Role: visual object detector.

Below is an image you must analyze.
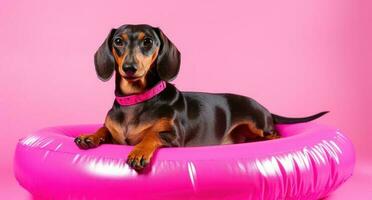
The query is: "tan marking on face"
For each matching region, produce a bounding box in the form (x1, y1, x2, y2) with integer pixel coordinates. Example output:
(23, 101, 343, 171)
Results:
(112, 48, 127, 76)
(112, 48, 143, 94)
(137, 32, 145, 40)
(118, 47, 159, 94)
(121, 33, 129, 41)
(134, 47, 159, 77)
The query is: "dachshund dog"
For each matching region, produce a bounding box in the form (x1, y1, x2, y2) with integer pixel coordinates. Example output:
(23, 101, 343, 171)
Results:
(74, 24, 328, 171)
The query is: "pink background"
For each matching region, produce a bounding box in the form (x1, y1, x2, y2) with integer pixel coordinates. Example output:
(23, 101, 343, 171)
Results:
(1, 0, 371, 199)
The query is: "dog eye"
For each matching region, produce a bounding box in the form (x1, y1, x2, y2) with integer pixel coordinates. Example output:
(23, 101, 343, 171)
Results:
(114, 38, 124, 46)
(143, 38, 153, 47)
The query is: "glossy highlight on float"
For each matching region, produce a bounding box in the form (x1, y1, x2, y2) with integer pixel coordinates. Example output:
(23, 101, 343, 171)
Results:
(14, 123, 355, 199)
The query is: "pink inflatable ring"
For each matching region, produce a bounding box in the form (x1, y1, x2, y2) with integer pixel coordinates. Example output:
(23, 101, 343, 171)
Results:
(14, 123, 355, 199)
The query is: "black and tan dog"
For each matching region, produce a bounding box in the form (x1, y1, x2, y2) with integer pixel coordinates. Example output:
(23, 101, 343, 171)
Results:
(74, 24, 328, 171)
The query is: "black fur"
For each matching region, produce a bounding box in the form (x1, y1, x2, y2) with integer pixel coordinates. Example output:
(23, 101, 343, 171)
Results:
(96, 24, 328, 147)
(75, 24, 329, 171)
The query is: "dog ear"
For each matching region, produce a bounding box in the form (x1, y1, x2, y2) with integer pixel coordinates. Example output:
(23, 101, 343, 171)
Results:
(154, 28, 181, 81)
(94, 29, 117, 81)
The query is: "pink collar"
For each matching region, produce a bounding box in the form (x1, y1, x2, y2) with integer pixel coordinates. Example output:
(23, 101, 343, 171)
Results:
(115, 81, 167, 106)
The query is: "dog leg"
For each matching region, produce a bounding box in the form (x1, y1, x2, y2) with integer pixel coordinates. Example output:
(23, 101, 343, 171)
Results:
(222, 120, 272, 144)
(126, 132, 163, 171)
(126, 118, 174, 171)
(263, 130, 281, 140)
(74, 126, 112, 149)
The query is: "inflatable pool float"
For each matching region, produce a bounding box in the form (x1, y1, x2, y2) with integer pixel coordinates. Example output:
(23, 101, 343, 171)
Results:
(14, 122, 355, 199)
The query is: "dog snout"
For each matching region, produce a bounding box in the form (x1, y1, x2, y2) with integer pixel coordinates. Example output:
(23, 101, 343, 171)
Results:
(123, 64, 137, 76)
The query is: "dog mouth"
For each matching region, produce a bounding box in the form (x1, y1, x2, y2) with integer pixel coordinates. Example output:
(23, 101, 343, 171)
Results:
(122, 75, 143, 81)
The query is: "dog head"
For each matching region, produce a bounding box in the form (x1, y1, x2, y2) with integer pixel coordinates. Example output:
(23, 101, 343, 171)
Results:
(94, 24, 181, 86)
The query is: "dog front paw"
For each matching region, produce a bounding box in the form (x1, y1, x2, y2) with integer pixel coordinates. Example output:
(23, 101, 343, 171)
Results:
(126, 147, 153, 171)
(74, 135, 103, 149)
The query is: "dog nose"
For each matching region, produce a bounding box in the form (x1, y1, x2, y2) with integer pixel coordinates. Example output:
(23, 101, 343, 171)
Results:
(123, 65, 137, 76)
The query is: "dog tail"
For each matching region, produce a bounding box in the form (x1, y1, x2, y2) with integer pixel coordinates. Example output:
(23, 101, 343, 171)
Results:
(272, 111, 329, 124)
